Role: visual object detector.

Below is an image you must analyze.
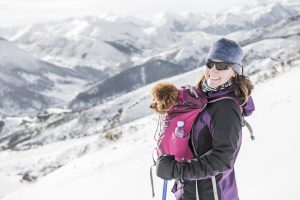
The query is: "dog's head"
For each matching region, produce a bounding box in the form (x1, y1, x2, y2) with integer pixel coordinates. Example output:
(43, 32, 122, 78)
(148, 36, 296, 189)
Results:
(150, 82, 179, 114)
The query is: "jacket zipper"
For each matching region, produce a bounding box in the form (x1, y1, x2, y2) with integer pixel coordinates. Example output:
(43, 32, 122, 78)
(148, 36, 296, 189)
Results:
(190, 103, 219, 200)
(190, 104, 207, 157)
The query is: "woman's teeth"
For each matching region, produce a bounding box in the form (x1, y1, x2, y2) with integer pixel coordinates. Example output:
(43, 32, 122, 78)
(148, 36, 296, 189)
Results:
(210, 76, 220, 80)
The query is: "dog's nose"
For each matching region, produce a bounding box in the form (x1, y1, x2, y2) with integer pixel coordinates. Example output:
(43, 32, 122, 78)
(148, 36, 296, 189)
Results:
(150, 105, 153, 108)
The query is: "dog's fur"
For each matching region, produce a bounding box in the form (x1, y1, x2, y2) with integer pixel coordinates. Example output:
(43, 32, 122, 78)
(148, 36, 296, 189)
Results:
(150, 82, 179, 114)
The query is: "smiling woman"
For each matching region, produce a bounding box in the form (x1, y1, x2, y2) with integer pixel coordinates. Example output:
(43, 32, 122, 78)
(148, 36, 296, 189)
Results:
(156, 38, 255, 200)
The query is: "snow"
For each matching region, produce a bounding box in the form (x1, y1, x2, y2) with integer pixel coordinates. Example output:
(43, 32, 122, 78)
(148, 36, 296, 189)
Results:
(1, 0, 297, 73)
(40, 72, 87, 102)
(45, 108, 72, 114)
(0, 1, 300, 199)
(172, 32, 215, 62)
(236, 67, 300, 200)
(242, 36, 300, 83)
(2, 16, 148, 70)
(0, 38, 92, 116)
(0, 116, 35, 136)
(0, 173, 23, 199)
(213, 2, 298, 27)
(1, 65, 300, 199)
(0, 39, 42, 72)
(150, 11, 186, 30)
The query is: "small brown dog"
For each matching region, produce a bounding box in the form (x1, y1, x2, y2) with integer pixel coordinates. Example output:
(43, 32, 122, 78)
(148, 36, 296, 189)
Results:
(150, 82, 179, 114)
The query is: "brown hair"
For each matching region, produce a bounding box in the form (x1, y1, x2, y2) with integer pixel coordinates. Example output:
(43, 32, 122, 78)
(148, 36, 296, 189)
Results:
(196, 73, 254, 105)
(232, 75, 254, 104)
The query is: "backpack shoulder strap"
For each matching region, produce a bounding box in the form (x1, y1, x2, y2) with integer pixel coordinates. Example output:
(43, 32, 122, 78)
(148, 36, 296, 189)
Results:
(177, 85, 207, 107)
(208, 96, 255, 141)
(208, 96, 243, 113)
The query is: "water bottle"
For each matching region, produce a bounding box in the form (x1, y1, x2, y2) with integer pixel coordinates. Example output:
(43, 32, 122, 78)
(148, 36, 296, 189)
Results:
(174, 121, 185, 138)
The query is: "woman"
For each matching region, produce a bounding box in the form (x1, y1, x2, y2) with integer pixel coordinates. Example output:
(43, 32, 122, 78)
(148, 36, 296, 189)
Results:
(156, 38, 255, 200)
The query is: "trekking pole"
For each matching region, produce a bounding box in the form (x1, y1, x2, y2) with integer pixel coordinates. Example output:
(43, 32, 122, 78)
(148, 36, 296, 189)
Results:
(150, 165, 155, 197)
(162, 180, 168, 200)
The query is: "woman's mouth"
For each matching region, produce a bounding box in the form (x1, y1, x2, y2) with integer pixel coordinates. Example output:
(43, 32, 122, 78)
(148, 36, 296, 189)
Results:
(209, 76, 221, 80)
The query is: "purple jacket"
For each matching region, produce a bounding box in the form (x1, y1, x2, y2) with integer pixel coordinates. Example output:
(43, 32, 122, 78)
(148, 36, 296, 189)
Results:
(172, 87, 255, 200)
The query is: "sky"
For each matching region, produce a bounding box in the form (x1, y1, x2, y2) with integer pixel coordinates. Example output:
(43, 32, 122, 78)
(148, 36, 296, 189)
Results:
(0, 0, 278, 27)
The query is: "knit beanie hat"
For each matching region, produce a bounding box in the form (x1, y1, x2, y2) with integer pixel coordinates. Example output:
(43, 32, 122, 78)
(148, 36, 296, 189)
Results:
(206, 38, 244, 74)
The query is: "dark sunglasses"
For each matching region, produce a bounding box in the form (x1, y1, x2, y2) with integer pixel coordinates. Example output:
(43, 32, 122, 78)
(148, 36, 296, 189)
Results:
(205, 60, 232, 70)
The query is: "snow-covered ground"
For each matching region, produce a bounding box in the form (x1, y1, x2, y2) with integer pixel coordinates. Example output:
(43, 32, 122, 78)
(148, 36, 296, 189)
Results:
(0, 66, 300, 199)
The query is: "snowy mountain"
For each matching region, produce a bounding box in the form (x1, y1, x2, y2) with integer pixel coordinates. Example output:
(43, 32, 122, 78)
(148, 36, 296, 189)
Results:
(0, 1, 300, 199)
(69, 59, 195, 110)
(1, 2, 298, 71)
(0, 0, 299, 136)
(227, 14, 300, 80)
(0, 41, 298, 157)
(0, 21, 299, 157)
(70, 12, 300, 110)
(0, 38, 93, 116)
(149, 2, 299, 34)
(1, 62, 300, 200)
(0, 1, 299, 114)
(202, 2, 299, 34)
(1, 15, 152, 72)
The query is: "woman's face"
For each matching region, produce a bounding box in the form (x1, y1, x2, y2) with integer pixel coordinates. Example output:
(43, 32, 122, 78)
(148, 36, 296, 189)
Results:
(204, 59, 236, 88)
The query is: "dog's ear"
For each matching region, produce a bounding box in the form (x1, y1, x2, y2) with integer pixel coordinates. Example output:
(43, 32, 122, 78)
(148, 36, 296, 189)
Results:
(166, 97, 177, 109)
(157, 102, 167, 113)
(160, 97, 176, 112)
(162, 85, 179, 105)
(154, 89, 165, 101)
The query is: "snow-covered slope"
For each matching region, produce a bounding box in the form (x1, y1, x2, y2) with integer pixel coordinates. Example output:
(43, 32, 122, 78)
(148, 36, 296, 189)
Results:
(0, 64, 202, 151)
(68, 59, 195, 110)
(0, 38, 89, 116)
(0, 63, 300, 200)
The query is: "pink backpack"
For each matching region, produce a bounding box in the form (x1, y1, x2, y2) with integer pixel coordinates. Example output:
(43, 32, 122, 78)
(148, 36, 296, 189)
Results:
(155, 85, 248, 161)
(150, 85, 254, 197)
(156, 85, 207, 161)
